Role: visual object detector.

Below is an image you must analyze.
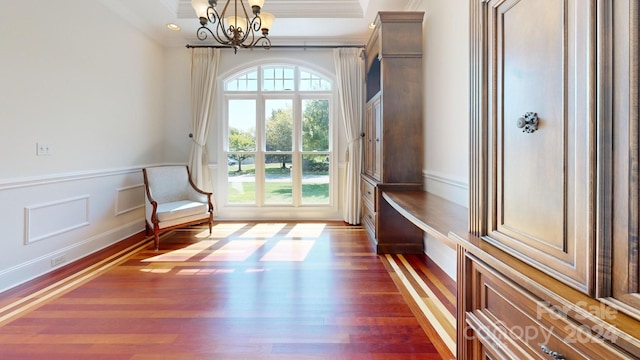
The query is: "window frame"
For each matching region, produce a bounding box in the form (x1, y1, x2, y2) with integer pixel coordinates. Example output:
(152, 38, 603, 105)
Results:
(219, 63, 337, 216)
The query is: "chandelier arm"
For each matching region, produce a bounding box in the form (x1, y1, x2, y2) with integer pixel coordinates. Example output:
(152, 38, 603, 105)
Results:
(239, 35, 271, 50)
(205, 6, 219, 26)
(197, 7, 231, 45)
(249, 15, 262, 33)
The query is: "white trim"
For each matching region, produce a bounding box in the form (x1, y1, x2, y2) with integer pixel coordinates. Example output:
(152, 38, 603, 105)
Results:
(0, 164, 165, 191)
(24, 195, 91, 244)
(115, 183, 145, 216)
(423, 170, 469, 208)
(0, 220, 145, 293)
(424, 171, 468, 190)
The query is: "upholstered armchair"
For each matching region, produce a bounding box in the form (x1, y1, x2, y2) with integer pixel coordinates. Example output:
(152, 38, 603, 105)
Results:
(142, 165, 214, 250)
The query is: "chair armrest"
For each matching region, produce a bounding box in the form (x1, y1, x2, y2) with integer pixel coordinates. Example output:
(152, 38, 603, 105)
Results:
(142, 169, 159, 225)
(187, 176, 214, 212)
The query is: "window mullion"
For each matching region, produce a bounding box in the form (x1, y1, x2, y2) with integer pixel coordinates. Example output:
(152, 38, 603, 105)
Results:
(292, 93, 301, 206)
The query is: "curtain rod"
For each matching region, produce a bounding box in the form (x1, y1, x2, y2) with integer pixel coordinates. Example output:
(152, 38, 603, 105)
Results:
(185, 44, 365, 49)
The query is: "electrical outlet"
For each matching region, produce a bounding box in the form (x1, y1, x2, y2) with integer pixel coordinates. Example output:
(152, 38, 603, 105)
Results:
(50, 254, 66, 267)
(36, 142, 52, 156)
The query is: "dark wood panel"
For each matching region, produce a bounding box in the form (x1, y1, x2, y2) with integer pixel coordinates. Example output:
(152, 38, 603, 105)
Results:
(482, 0, 595, 294)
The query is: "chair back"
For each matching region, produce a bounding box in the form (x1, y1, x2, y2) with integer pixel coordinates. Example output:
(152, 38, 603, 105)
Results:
(144, 166, 192, 203)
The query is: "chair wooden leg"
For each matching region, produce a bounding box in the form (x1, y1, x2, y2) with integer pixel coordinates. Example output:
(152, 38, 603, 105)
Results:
(154, 226, 160, 250)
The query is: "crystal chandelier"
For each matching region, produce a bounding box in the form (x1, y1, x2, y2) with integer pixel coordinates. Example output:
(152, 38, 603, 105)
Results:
(191, 0, 275, 53)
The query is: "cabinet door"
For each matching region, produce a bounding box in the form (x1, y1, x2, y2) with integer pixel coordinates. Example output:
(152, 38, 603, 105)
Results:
(483, 0, 595, 294)
(364, 101, 374, 177)
(372, 97, 382, 181)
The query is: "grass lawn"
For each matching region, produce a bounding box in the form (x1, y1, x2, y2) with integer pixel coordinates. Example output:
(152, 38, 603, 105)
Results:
(228, 163, 329, 204)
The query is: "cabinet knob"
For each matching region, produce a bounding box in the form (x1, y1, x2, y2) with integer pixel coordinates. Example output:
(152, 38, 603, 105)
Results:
(517, 112, 539, 133)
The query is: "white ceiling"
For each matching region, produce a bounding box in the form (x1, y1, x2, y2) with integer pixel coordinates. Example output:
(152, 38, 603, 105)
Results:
(99, 0, 420, 47)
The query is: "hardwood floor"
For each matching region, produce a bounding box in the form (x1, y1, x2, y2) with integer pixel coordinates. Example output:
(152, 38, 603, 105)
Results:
(0, 222, 453, 359)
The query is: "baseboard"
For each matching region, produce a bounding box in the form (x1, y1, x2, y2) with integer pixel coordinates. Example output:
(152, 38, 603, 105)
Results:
(0, 220, 144, 293)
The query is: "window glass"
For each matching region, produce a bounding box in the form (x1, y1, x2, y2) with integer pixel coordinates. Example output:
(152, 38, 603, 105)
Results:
(302, 99, 329, 151)
(262, 66, 295, 91)
(264, 154, 292, 204)
(300, 70, 332, 91)
(227, 154, 256, 204)
(301, 154, 329, 204)
(265, 99, 293, 151)
(228, 99, 256, 152)
(225, 70, 258, 91)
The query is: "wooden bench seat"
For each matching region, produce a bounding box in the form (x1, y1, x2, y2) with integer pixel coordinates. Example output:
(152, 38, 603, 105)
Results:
(380, 190, 467, 250)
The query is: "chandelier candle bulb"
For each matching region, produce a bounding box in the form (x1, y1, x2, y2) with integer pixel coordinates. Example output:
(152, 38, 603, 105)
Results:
(192, 0, 211, 21)
(259, 11, 274, 34)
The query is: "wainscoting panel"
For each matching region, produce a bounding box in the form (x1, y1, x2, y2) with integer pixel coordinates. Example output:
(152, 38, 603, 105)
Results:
(115, 184, 144, 216)
(0, 166, 153, 293)
(423, 171, 468, 208)
(24, 195, 90, 244)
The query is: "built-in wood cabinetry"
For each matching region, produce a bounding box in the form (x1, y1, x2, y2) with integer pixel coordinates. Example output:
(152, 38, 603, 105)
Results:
(457, 0, 640, 358)
(361, 11, 425, 253)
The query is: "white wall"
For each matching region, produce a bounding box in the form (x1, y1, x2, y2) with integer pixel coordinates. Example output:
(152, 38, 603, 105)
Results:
(418, 0, 470, 280)
(0, 0, 166, 292)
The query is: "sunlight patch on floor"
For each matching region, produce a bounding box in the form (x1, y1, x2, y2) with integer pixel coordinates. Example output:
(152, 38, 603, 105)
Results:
(260, 240, 315, 262)
(200, 240, 267, 261)
(286, 223, 326, 238)
(139, 268, 172, 274)
(206, 223, 249, 238)
(239, 223, 286, 238)
(176, 268, 234, 275)
(142, 240, 218, 262)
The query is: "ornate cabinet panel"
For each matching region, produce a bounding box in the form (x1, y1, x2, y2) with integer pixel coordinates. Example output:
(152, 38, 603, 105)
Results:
(482, 0, 595, 293)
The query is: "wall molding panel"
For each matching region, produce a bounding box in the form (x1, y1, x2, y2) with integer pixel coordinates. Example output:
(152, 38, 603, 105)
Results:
(423, 171, 469, 208)
(24, 195, 91, 244)
(115, 184, 145, 216)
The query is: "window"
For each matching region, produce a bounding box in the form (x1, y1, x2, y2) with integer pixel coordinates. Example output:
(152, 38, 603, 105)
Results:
(224, 65, 333, 208)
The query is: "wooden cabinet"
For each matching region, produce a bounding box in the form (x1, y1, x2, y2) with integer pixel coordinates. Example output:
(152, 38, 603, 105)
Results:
(459, 0, 640, 358)
(361, 11, 425, 253)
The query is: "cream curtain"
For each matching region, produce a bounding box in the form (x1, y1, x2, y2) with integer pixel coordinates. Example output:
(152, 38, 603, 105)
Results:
(334, 48, 364, 224)
(188, 48, 220, 192)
